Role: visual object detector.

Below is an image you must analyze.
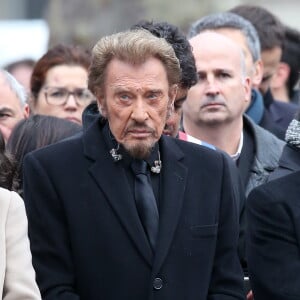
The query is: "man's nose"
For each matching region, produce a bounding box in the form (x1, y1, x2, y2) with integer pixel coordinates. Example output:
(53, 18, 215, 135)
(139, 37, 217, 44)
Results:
(130, 98, 149, 122)
(205, 76, 220, 95)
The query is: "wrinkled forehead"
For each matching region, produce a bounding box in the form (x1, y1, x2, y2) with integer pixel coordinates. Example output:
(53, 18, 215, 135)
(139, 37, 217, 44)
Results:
(105, 57, 169, 85)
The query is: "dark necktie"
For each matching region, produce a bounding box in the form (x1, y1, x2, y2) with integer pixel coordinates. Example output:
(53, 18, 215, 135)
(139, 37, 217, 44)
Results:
(131, 159, 159, 251)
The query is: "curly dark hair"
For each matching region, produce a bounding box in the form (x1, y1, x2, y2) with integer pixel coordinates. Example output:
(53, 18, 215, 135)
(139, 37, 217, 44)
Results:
(131, 20, 198, 89)
(0, 131, 17, 191)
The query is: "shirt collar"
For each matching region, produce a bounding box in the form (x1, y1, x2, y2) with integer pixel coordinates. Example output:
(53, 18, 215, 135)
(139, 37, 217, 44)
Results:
(231, 131, 244, 162)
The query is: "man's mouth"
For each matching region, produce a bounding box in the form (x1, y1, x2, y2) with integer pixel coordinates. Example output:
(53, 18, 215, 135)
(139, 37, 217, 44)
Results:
(127, 129, 152, 138)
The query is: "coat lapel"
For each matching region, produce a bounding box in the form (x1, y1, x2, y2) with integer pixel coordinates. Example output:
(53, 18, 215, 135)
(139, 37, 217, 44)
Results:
(82, 120, 153, 266)
(153, 137, 187, 274)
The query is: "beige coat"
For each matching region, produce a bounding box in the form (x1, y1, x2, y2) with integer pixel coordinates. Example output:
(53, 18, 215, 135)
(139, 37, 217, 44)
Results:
(0, 188, 41, 299)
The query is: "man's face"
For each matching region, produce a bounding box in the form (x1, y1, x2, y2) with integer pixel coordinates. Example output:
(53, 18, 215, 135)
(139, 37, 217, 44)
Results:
(260, 46, 282, 95)
(0, 75, 28, 142)
(183, 32, 250, 127)
(163, 87, 188, 137)
(98, 57, 176, 159)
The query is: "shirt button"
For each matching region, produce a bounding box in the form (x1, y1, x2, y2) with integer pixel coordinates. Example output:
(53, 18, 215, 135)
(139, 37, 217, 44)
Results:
(153, 277, 163, 290)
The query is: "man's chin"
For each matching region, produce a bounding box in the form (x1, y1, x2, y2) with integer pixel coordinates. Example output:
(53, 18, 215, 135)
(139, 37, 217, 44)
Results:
(122, 141, 155, 159)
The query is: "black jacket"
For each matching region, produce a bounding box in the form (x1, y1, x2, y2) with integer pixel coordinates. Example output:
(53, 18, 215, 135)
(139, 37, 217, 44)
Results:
(247, 171, 300, 299)
(23, 118, 244, 300)
(261, 89, 298, 140)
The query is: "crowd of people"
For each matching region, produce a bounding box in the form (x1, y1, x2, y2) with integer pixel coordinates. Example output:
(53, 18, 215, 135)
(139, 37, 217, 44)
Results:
(0, 4, 300, 300)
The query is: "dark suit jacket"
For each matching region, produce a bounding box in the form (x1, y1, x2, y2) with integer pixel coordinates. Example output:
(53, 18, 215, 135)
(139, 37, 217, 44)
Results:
(261, 89, 298, 140)
(268, 144, 300, 181)
(23, 119, 244, 300)
(247, 172, 300, 300)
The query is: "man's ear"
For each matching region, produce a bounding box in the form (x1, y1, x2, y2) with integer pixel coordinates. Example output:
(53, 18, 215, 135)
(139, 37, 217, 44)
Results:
(23, 103, 30, 118)
(167, 84, 177, 119)
(166, 100, 174, 120)
(168, 84, 178, 104)
(96, 90, 108, 118)
(244, 76, 252, 103)
(252, 59, 264, 87)
(271, 62, 290, 89)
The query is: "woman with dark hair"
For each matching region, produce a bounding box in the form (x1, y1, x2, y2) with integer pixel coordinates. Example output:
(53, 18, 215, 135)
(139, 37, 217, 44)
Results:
(30, 44, 94, 125)
(7, 114, 82, 193)
(0, 132, 16, 190)
(0, 131, 41, 299)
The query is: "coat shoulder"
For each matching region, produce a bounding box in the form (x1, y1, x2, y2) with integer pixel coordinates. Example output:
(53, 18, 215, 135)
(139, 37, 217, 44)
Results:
(0, 188, 22, 219)
(164, 136, 230, 172)
(250, 170, 300, 206)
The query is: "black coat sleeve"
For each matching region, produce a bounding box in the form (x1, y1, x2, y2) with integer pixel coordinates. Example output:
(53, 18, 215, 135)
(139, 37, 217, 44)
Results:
(247, 183, 300, 300)
(23, 153, 80, 300)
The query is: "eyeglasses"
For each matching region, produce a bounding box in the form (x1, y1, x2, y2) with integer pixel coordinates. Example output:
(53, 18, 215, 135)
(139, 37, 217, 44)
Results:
(44, 87, 95, 106)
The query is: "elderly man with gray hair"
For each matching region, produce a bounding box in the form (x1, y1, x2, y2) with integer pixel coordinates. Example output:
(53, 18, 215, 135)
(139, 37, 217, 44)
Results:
(0, 69, 29, 142)
(23, 29, 244, 300)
